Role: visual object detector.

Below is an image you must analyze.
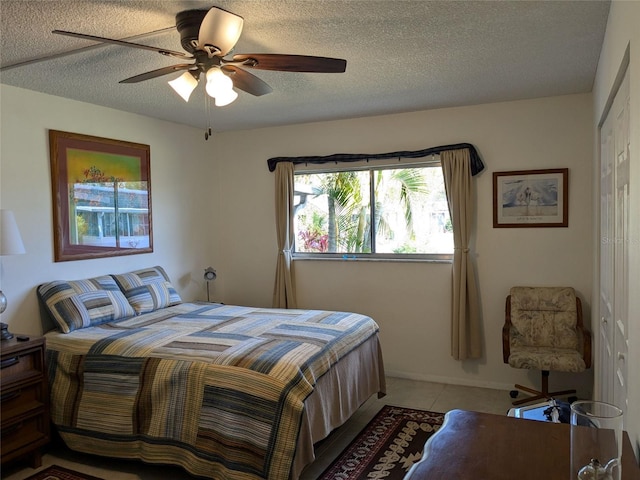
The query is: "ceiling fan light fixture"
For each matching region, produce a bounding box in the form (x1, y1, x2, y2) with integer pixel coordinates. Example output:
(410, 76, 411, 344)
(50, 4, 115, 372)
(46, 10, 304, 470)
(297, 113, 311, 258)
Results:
(198, 7, 244, 56)
(168, 71, 198, 102)
(205, 67, 233, 98)
(214, 88, 238, 107)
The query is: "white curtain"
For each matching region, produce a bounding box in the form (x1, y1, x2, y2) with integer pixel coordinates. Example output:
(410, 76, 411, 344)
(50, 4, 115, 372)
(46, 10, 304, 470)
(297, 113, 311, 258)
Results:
(441, 148, 482, 360)
(272, 162, 297, 308)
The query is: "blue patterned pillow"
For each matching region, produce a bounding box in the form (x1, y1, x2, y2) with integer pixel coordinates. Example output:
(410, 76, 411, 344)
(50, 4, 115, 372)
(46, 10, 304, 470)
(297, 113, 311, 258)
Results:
(38, 276, 135, 333)
(112, 266, 182, 314)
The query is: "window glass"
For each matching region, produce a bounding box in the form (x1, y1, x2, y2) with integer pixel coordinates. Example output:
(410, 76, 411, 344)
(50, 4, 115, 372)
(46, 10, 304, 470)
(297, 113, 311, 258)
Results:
(293, 163, 453, 257)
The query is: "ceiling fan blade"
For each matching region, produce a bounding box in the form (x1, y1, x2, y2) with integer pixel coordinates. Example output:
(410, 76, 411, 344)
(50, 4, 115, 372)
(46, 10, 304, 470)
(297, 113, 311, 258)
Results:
(2, 26, 177, 72)
(231, 54, 347, 73)
(198, 7, 244, 56)
(52, 30, 192, 60)
(120, 64, 196, 83)
(222, 65, 272, 96)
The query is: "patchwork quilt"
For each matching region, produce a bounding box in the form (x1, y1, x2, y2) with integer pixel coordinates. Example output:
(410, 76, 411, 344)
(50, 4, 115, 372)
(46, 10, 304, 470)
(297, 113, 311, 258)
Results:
(45, 302, 380, 480)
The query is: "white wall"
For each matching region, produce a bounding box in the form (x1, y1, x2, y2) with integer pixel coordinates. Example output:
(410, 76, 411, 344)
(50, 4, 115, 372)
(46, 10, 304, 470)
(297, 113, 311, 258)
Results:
(592, 0, 640, 457)
(0, 85, 217, 335)
(213, 93, 594, 394)
(0, 84, 595, 403)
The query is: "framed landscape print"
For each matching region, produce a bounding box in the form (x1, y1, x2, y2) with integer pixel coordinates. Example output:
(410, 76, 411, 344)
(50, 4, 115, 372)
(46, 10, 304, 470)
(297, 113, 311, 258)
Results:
(49, 130, 153, 261)
(493, 168, 568, 228)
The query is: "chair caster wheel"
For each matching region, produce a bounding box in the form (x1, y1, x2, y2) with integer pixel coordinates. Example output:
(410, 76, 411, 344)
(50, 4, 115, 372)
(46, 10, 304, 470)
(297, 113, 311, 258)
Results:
(510, 390, 519, 398)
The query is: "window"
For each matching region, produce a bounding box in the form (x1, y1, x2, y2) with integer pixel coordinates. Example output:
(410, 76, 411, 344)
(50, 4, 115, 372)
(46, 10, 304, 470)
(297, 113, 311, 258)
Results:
(293, 161, 453, 260)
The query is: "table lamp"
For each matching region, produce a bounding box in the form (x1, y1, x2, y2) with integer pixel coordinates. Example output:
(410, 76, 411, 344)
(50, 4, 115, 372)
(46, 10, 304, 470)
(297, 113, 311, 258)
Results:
(204, 267, 217, 302)
(1, 209, 26, 340)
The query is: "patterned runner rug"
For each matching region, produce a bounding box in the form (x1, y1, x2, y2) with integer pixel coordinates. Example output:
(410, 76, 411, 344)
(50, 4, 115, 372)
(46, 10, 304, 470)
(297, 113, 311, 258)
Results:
(24, 465, 104, 480)
(318, 405, 444, 480)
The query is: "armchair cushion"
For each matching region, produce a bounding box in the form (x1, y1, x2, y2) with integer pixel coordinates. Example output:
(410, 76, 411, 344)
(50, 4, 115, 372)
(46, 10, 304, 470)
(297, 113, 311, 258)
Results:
(509, 287, 580, 351)
(508, 346, 586, 372)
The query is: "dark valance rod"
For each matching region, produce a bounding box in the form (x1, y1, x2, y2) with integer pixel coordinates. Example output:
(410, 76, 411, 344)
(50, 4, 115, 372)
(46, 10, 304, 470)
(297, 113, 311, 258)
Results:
(267, 142, 484, 176)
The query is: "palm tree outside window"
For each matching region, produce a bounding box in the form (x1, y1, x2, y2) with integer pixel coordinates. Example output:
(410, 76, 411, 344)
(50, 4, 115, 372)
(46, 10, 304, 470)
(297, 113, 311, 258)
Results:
(293, 162, 453, 260)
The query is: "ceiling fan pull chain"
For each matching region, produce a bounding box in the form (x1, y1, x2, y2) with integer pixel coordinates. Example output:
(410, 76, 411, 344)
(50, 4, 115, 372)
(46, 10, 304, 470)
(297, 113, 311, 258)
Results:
(205, 94, 211, 140)
(204, 94, 215, 141)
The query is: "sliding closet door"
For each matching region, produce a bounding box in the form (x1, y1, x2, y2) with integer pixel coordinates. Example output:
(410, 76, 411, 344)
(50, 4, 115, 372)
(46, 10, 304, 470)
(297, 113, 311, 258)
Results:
(598, 67, 630, 415)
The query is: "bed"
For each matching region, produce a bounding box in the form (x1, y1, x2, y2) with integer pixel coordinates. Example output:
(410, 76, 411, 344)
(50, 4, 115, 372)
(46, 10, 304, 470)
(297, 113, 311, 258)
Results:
(38, 266, 385, 480)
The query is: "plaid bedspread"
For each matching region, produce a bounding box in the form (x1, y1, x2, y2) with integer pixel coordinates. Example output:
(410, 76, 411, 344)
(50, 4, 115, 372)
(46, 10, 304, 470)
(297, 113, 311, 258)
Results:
(45, 303, 380, 480)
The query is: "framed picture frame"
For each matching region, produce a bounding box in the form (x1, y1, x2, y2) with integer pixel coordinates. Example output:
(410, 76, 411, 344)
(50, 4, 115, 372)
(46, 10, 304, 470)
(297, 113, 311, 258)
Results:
(493, 168, 568, 228)
(49, 130, 153, 261)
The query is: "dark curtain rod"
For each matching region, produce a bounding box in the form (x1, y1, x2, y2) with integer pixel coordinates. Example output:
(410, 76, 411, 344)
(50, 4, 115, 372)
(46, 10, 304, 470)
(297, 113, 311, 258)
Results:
(267, 142, 484, 176)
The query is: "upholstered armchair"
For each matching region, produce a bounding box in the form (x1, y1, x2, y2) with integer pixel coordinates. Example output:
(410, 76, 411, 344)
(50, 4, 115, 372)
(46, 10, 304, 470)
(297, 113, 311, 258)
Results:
(502, 286, 591, 406)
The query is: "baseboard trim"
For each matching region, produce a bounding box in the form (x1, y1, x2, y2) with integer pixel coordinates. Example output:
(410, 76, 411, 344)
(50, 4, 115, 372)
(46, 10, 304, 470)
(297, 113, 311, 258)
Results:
(385, 369, 515, 392)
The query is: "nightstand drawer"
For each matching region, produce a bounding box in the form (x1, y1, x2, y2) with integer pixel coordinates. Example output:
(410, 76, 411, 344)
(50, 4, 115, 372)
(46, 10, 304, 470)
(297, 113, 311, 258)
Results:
(0, 412, 48, 459)
(1, 382, 45, 423)
(0, 348, 43, 387)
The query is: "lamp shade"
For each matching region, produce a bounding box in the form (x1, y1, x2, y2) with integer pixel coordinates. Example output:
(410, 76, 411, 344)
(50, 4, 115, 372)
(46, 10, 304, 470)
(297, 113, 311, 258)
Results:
(205, 68, 232, 97)
(214, 88, 238, 107)
(168, 71, 199, 102)
(204, 267, 217, 281)
(0, 210, 25, 255)
(198, 7, 244, 56)
(205, 68, 237, 106)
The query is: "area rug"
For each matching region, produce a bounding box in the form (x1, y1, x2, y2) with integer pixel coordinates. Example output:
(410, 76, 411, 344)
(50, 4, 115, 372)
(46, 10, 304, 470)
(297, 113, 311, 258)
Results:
(318, 405, 444, 480)
(23, 465, 104, 480)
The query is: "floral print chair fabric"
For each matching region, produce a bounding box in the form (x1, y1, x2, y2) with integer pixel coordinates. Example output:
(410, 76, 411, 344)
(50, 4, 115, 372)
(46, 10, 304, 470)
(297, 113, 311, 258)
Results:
(502, 286, 591, 406)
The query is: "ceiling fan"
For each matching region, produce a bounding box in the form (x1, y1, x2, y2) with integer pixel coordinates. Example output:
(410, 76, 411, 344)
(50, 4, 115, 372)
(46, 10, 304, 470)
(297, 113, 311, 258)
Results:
(52, 6, 347, 109)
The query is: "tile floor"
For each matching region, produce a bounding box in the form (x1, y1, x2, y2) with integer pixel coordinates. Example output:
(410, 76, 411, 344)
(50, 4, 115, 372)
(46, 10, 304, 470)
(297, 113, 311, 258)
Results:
(1, 378, 515, 480)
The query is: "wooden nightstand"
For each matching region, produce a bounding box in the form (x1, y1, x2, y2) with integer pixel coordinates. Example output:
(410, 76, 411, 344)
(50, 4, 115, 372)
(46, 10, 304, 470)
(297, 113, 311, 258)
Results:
(0, 335, 50, 468)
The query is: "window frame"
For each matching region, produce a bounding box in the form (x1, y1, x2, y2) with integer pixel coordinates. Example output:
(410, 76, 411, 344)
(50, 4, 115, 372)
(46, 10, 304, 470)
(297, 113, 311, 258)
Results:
(292, 158, 453, 262)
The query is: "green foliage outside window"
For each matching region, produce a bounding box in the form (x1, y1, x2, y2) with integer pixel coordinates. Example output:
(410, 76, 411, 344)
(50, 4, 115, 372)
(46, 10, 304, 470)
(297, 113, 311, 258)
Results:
(294, 164, 453, 256)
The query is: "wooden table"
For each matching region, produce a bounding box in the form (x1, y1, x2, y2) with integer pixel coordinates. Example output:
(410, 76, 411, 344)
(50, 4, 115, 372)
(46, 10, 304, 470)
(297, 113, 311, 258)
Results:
(404, 409, 640, 480)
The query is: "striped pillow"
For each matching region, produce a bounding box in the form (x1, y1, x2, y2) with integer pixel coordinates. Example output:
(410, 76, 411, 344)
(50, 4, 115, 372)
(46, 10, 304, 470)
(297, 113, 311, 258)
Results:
(38, 276, 135, 333)
(112, 266, 182, 315)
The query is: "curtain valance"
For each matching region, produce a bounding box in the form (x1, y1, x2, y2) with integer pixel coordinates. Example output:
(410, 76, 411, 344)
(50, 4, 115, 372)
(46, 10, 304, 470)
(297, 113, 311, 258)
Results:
(267, 142, 484, 176)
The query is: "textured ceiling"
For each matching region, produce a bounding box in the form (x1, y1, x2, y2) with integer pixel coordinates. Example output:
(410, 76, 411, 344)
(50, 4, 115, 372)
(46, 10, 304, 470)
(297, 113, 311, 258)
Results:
(0, 1, 610, 133)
